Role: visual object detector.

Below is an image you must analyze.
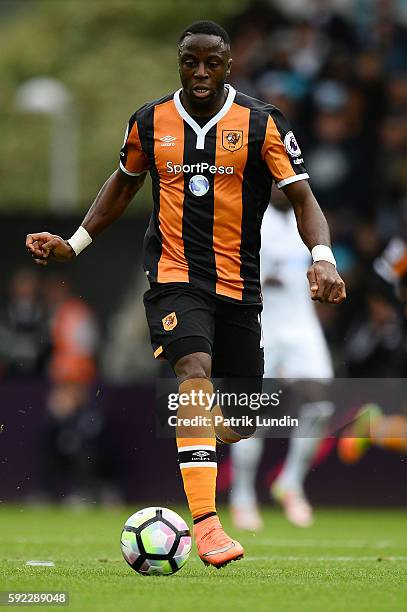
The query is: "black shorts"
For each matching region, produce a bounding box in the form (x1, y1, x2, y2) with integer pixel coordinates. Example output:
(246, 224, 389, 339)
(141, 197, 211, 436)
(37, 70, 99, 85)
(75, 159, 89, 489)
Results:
(143, 282, 264, 377)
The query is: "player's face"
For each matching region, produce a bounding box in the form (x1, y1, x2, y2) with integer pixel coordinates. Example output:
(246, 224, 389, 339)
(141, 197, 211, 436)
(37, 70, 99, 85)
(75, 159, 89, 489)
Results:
(178, 34, 232, 113)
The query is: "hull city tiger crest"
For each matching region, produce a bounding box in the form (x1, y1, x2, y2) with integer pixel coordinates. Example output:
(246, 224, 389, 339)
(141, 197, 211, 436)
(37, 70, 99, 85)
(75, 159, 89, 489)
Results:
(222, 130, 243, 152)
(162, 311, 177, 331)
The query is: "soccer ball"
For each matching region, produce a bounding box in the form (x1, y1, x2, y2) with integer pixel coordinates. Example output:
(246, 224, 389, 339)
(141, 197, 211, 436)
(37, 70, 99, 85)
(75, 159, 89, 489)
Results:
(120, 507, 192, 576)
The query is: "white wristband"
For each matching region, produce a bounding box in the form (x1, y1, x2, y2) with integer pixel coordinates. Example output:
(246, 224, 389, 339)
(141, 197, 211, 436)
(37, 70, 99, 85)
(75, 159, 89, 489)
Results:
(311, 244, 336, 267)
(67, 226, 92, 256)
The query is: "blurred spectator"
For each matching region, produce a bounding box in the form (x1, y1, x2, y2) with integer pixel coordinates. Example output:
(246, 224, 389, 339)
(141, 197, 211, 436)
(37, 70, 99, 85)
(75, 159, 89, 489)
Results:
(344, 292, 403, 377)
(0, 268, 49, 379)
(304, 103, 370, 224)
(102, 270, 159, 383)
(256, 70, 305, 121)
(377, 111, 407, 219)
(45, 276, 98, 386)
(38, 277, 120, 504)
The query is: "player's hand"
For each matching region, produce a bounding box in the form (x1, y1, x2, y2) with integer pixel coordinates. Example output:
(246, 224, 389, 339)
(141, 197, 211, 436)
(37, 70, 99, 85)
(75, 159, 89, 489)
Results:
(26, 232, 75, 266)
(307, 261, 346, 304)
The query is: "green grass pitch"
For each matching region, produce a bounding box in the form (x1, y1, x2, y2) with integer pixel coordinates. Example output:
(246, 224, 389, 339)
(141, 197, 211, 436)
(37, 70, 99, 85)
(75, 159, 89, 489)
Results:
(1, 506, 406, 612)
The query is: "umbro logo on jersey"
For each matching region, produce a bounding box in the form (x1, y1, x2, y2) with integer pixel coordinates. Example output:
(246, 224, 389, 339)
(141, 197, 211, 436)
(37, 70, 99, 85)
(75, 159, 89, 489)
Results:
(160, 135, 177, 147)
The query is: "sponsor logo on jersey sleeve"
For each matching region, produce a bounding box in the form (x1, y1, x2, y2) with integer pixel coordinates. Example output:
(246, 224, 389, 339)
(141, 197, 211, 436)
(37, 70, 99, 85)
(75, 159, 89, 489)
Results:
(284, 131, 302, 158)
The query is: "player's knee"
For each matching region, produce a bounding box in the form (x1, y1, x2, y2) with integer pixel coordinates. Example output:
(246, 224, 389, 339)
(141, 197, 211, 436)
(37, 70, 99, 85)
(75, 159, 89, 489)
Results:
(213, 404, 257, 443)
(233, 422, 257, 440)
(174, 352, 211, 383)
(216, 425, 257, 444)
(301, 400, 334, 423)
(229, 427, 257, 443)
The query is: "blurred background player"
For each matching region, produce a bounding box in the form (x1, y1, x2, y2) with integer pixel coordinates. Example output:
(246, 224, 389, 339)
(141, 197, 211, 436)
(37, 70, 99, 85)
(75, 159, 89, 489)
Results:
(37, 276, 118, 504)
(339, 232, 407, 465)
(230, 189, 335, 529)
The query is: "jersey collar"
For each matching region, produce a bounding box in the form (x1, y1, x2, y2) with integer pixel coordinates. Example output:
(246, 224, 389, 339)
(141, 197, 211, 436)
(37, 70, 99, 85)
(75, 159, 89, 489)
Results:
(173, 84, 236, 150)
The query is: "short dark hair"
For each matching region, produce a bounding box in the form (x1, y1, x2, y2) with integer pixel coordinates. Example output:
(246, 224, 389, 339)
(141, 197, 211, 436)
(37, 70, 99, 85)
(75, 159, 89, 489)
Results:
(178, 21, 230, 49)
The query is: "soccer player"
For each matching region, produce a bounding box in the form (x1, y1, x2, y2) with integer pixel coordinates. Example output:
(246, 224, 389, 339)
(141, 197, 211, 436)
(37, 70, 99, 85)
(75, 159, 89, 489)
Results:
(26, 21, 346, 568)
(230, 195, 335, 530)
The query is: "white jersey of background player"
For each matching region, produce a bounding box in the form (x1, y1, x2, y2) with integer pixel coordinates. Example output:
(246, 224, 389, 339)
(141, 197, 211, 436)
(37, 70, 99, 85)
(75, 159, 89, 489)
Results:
(230, 200, 334, 529)
(262, 202, 333, 379)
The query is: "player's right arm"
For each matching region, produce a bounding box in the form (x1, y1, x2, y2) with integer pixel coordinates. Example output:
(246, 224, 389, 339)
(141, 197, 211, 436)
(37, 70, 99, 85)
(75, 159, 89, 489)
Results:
(26, 170, 146, 265)
(26, 112, 149, 265)
(261, 107, 346, 304)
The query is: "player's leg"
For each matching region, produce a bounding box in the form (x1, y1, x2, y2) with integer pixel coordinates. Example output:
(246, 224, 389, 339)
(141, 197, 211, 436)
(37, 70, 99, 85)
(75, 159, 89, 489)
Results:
(271, 396, 334, 527)
(144, 286, 216, 525)
(230, 437, 264, 530)
(172, 349, 244, 568)
(143, 283, 243, 567)
(215, 374, 264, 531)
(212, 303, 264, 443)
(271, 336, 334, 527)
(228, 330, 278, 530)
(212, 301, 265, 529)
(171, 348, 217, 523)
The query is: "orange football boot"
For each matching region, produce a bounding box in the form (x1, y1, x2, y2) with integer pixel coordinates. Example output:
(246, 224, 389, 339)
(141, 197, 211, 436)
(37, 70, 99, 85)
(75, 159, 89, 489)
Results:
(193, 515, 244, 568)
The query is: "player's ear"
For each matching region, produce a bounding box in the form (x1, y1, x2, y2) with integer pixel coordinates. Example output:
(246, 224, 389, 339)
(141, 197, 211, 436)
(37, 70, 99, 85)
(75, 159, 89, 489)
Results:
(226, 58, 232, 77)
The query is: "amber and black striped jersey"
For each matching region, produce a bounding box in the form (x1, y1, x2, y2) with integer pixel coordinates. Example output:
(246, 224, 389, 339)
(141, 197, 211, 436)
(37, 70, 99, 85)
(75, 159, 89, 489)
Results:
(119, 85, 309, 304)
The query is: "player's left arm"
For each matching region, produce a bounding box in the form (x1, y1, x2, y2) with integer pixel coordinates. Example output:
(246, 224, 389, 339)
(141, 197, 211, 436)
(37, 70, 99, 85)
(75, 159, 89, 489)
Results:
(283, 179, 346, 304)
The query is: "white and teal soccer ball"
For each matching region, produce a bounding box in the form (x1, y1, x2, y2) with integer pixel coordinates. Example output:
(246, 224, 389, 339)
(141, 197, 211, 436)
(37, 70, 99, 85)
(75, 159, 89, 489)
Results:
(120, 507, 192, 576)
